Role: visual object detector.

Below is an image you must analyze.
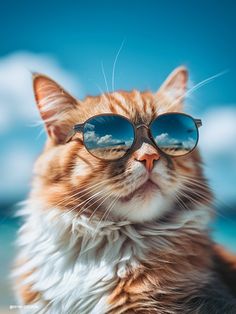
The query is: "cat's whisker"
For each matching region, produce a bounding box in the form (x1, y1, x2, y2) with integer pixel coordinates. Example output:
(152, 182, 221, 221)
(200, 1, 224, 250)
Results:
(112, 39, 125, 92)
(103, 193, 121, 221)
(88, 191, 115, 221)
(59, 168, 132, 216)
(153, 70, 228, 115)
(169, 70, 228, 109)
(179, 181, 212, 196)
(174, 193, 190, 212)
(75, 189, 111, 217)
(177, 174, 209, 184)
(101, 61, 109, 94)
(61, 189, 108, 217)
(179, 181, 211, 195)
(52, 181, 108, 208)
(177, 189, 212, 208)
(94, 82, 107, 96)
(179, 184, 212, 200)
(100, 60, 114, 107)
(179, 174, 235, 214)
(93, 193, 121, 235)
(52, 170, 131, 208)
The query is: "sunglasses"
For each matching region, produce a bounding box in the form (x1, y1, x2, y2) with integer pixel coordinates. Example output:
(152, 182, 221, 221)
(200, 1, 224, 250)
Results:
(65, 113, 202, 161)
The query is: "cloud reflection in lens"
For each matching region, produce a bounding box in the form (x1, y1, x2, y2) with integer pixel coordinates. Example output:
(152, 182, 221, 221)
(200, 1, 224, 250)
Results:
(83, 115, 135, 160)
(151, 114, 198, 156)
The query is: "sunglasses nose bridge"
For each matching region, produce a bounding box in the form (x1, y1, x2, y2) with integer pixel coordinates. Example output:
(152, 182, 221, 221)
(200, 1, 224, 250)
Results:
(133, 124, 157, 151)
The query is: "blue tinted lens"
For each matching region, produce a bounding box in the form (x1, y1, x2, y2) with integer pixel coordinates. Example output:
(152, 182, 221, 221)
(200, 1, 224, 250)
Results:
(83, 115, 135, 160)
(150, 114, 198, 156)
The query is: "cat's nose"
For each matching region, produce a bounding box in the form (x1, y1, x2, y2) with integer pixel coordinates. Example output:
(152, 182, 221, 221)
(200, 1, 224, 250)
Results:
(133, 143, 160, 172)
(135, 153, 160, 172)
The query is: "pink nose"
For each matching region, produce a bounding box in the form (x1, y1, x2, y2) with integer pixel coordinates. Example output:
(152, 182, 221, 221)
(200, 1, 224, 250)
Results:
(135, 153, 160, 172)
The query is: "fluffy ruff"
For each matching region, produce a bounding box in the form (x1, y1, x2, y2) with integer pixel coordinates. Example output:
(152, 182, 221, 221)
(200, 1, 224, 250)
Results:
(13, 202, 236, 313)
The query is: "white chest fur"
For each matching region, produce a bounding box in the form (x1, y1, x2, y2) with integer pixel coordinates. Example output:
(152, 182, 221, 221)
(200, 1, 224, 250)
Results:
(14, 204, 211, 314)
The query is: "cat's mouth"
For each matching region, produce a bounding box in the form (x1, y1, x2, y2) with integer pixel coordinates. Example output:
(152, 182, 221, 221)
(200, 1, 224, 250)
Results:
(120, 179, 159, 202)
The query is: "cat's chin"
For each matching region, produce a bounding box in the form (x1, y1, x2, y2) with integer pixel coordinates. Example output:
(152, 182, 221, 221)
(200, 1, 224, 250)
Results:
(113, 186, 173, 223)
(119, 179, 159, 203)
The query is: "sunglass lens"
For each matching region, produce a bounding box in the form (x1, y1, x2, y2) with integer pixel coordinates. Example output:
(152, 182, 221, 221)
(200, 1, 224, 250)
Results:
(83, 115, 135, 160)
(150, 113, 198, 156)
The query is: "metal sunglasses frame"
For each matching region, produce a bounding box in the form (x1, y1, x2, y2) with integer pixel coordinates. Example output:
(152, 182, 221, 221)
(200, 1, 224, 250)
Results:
(65, 112, 202, 161)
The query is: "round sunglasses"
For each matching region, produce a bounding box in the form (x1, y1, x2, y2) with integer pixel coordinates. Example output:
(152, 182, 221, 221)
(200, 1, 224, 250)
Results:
(65, 113, 202, 161)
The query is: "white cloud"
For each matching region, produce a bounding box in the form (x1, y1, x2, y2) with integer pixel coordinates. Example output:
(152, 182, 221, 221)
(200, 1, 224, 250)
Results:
(97, 134, 121, 145)
(199, 107, 236, 203)
(0, 143, 36, 199)
(199, 107, 236, 158)
(0, 51, 81, 134)
(155, 133, 180, 146)
(0, 51, 81, 201)
(155, 132, 169, 143)
(85, 123, 95, 130)
(84, 131, 123, 146)
(84, 130, 98, 142)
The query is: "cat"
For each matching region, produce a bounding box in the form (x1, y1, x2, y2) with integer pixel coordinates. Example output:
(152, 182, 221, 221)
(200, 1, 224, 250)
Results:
(13, 67, 236, 313)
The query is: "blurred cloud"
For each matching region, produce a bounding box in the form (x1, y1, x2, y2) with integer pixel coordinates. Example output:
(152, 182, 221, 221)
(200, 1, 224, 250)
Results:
(199, 107, 236, 205)
(200, 108, 236, 158)
(0, 51, 81, 134)
(0, 51, 81, 202)
(0, 142, 36, 200)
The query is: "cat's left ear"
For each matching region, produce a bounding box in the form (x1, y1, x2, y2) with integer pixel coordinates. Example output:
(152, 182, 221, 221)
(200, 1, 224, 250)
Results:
(33, 74, 78, 144)
(157, 66, 188, 107)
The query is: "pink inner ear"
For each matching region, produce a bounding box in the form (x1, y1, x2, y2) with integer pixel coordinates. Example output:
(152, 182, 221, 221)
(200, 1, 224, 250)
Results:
(159, 67, 188, 103)
(33, 74, 78, 143)
(47, 125, 66, 143)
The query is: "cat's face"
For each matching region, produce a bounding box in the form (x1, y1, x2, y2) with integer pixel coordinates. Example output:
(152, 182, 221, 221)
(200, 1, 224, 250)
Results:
(32, 67, 212, 222)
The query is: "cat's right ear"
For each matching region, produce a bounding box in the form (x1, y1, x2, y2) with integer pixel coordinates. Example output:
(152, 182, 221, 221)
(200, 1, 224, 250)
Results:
(157, 66, 188, 109)
(33, 74, 78, 144)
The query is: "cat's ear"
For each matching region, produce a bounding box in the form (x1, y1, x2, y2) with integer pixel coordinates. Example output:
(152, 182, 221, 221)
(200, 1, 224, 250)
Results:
(157, 66, 188, 107)
(33, 74, 78, 144)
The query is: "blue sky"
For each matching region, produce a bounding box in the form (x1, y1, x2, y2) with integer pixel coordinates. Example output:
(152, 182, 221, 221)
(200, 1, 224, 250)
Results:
(0, 0, 236, 205)
(1, 0, 236, 104)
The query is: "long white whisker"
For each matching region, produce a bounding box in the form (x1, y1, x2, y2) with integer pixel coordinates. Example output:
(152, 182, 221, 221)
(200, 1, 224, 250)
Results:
(178, 189, 211, 206)
(170, 70, 228, 108)
(101, 61, 110, 94)
(76, 189, 113, 216)
(94, 193, 120, 234)
(53, 169, 132, 208)
(174, 193, 189, 211)
(89, 191, 115, 221)
(53, 181, 108, 208)
(68, 189, 108, 216)
(154, 70, 228, 114)
(103, 194, 120, 221)
(112, 39, 125, 92)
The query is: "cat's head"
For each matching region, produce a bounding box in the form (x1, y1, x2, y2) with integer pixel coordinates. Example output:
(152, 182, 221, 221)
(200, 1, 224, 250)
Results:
(32, 67, 212, 223)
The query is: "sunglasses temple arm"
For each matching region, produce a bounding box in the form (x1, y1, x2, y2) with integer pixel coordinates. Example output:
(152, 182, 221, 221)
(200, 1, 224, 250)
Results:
(195, 119, 202, 128)
(64, 124, 84, 144)
(64, 129, 76, 143)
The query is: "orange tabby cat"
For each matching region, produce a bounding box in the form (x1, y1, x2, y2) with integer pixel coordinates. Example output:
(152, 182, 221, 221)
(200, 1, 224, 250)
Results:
(13, 67, 236, 313)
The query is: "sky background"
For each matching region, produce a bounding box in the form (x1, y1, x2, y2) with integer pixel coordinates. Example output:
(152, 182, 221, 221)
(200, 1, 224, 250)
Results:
(0, 1, 236, 309)
(0, 0, 236, 206)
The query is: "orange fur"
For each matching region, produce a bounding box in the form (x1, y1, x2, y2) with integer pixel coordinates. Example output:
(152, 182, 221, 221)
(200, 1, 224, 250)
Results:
(14, 67, 236, 313)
